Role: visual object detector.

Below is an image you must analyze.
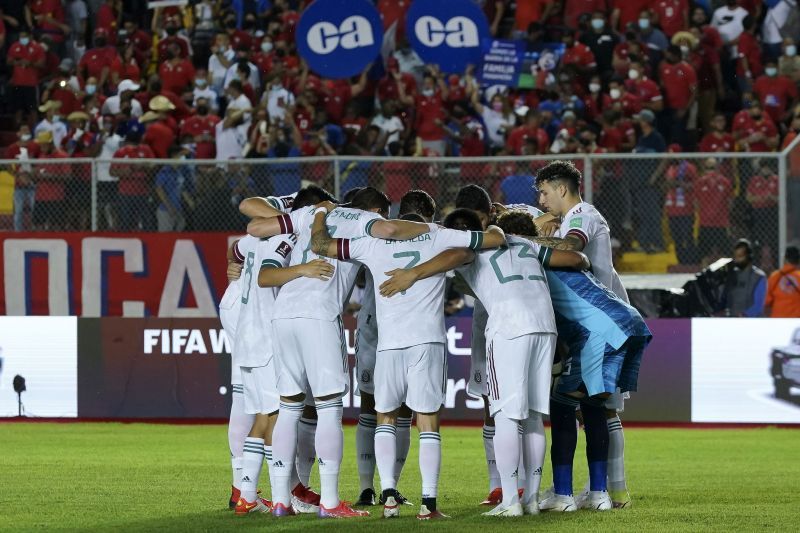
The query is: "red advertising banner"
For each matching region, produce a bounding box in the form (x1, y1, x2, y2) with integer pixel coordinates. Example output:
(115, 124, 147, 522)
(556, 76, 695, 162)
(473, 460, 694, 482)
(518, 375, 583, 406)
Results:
(1, 232, 237, 317)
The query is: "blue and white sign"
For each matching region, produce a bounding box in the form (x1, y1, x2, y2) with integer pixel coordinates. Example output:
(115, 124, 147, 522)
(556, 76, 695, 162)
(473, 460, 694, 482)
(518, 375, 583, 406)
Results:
(406, 0, 490, 74)
(478, 39, 524, 86)
(296, 0, 383, 79)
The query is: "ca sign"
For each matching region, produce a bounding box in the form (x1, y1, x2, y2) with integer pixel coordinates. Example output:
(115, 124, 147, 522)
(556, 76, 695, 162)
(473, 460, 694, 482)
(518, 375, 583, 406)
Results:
(296, 0, 382, 79)
(407, 0, 489, 74)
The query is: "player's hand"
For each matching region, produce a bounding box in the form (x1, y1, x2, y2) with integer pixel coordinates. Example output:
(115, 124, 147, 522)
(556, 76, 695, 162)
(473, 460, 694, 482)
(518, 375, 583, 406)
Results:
(299, 258, 334, 280)
(226, 261, 242, 282)
(315, 200, 336, 212)
(538, 220, 560, 237)
(379, 268, 418, 297)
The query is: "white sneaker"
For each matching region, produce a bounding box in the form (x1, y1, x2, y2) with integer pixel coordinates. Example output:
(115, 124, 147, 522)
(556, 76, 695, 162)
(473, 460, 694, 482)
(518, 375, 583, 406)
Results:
(577, 490, 612, 511)
(291, 495, 319, 514)
(523, 500, 540, 515)
(482, 502, 523, 517)
(539, 493, 577, 512)
(383, 496, 400, 518)
(575, 489, 590, 508)
(538, 486, 554, 505)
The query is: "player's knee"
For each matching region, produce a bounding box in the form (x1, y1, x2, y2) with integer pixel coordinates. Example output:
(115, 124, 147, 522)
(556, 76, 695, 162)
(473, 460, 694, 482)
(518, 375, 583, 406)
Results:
(249, 413, 270, 436)
(377, 410, 398, 426)
(415, 411, 440, 433)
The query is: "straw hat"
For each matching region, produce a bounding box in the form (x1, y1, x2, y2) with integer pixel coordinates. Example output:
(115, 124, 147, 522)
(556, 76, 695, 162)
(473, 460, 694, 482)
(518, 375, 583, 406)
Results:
(35, 130, 54, 144)
(139, 111, 161, 123)
(67, 111, 90, 122)
(38, 100, 62, 113)
(149, 95, 176, 112)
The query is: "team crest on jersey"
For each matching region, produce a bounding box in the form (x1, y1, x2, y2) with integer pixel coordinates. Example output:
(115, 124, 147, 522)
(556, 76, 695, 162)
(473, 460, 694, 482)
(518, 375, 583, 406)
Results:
(361, 370, 371, 383)
(569, 217, 583, 228)
(474, 371, 482, 384)
(275, 241, 292, 258)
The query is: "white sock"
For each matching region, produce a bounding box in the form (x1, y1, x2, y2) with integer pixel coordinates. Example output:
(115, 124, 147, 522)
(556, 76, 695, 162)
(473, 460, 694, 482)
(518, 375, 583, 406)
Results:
(517, 426, 526, 491)
(374, 424, 397, 492)
(483, 424, 500, 491)
(271, 401, 303, 507)
(315, 398, 344, 509)
(419, 432, 441, 499)
(264, 445, 273, 499)
(521, 412, 545, 505)
(607, 416, 627, 492)
(228, 389, 253, 489)
(241, 437, 265, 503)
(493, 412, 521, 507)
(356, 414, 377, 491)
(296, 416, 317, 488)
(395, 416, 412, 485)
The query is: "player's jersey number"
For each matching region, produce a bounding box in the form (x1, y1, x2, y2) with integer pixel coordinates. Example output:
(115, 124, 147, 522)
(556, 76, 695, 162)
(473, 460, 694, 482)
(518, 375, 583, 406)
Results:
(392, 251, 421, 295)
(241, 251, 255, 304)
(490, 243, 546, 284)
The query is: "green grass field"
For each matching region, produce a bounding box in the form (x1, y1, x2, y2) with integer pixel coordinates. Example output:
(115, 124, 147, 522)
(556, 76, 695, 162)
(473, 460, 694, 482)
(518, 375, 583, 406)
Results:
(1, 423, 798, 531)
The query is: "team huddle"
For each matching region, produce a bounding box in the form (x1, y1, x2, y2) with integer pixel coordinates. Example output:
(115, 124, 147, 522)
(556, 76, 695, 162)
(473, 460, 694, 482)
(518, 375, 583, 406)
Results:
(219, 160, 651, 520)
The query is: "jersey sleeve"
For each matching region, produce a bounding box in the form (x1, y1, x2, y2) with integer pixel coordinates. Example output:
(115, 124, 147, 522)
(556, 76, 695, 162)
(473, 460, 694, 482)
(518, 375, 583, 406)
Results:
(266, 194, 295, 213)
(434, 228, 485, 251)
(361, 212, 384, 237)
(275, 206, 309, 235)
(260, 235, 296, 269)
(563, 210, 597, 248)
(338, 236, 374, 262)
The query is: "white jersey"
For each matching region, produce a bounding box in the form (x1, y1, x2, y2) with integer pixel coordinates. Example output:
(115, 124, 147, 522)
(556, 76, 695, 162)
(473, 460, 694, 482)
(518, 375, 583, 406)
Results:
(233, 234, 296, 367)
(356, 268, 378, 345)
(340, 227, 485, 351)
(558, 202, 629, 302)
(459, 235, 556, 340)
(271, 206, 382, 321)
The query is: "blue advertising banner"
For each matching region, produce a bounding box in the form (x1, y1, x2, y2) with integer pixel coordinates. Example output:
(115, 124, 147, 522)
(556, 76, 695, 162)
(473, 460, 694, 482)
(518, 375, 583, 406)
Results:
(295, 0, 383, 79)
(406, 0, 489, 74)
(478, 38, 524, 86)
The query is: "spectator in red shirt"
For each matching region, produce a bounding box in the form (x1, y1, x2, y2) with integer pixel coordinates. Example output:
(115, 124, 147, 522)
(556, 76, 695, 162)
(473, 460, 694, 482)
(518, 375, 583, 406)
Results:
(121, 16, 151, 71)
(94, 0, 119, 44)
(507, 109, 550, 155)
(695, 157, 733, 262)
(663, 144, 698, 264)
(699, 113, 735, 152)
(141, 111, 175, 159)
(608, 76, 642, 117)
(611, 0, 650, 30)
(659, 45, 697, 147)
(8, 30, 46, 124)
(378, 56, 417, 107)
(612, 38, 646, 79)
(78, 28, 119, 92)
(734, 101, 779, 152)
(399, 68, 448, 156)
(159, 42, 196, 96)
(753, 59, 798, 125)
(746, 160, 780, 261)
(32, 129, 69, 230)
(583, 74, 611, 123)
(514, 0, 553, 36)
(181, 96, 220, 159)
(690, 25, 725, 133)
(564, 0, 607, 28)
(156, 15, 190, 63)
(110, 124, 156, 230)
(26, 0, 70, 44)
(112, 42, 142, 84)
(561, 30, 597, 78)
(626, 59, 663, 112)
(652, 0, 688, 37)
(734, 15, 762, 88)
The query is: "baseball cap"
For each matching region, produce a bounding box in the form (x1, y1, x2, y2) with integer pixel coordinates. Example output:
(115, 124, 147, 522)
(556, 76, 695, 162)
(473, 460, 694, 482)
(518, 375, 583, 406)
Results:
(117, 79, 141, 94)
(635, 109, 656, 124)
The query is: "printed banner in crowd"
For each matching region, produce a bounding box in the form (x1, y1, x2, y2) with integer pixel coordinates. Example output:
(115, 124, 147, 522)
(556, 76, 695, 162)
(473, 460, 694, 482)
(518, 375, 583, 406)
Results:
(0, 232, 237, 317)
(478, 39, 525, 87)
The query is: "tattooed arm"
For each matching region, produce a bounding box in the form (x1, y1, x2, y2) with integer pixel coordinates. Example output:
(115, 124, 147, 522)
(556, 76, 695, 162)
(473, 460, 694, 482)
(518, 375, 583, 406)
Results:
(526, 234, 585, 251)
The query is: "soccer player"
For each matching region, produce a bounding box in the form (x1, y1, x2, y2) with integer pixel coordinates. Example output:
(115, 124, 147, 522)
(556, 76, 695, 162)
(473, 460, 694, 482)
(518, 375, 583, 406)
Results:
(246, 187, 433, 518)
(532, 160, 633, 507)
(378, 209, 590, 517)
(354, 189, 437, 507)
(309, 204, 507, 519)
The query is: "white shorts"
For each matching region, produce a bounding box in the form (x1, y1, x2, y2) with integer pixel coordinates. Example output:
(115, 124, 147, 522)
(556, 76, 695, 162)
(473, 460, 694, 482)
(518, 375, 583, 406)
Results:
(355, 326, 378, 395)
(375, 342, 446, 414)
(487, 333, 556, 419)
(231, 359, 243, 387)
(219, 293, 242, 386)
(468, 302, 489, 397)
(241, 363, 279, 415)
(604, 389, 629, 412)
(272, 317, 349, 399)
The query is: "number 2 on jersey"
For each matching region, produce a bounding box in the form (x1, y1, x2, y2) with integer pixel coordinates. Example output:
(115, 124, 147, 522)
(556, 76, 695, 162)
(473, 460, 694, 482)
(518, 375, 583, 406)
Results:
(490, 242, 546, 284)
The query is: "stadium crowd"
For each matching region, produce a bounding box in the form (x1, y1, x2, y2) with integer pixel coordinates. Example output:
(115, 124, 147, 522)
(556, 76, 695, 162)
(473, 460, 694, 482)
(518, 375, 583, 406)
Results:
(1, 0, 799, 268)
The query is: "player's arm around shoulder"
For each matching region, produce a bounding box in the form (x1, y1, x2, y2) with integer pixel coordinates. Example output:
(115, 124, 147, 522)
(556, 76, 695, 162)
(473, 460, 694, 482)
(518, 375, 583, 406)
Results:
(367, 218, 431, 240)
(258, 259, 334, 287)
(527, 233, 585, 251)
(310, 202, 343, 259)
(379, 247, 477, 298)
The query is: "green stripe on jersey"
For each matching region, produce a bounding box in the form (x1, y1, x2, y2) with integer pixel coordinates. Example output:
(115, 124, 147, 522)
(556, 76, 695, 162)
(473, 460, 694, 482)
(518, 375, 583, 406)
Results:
(469, 231, 483, 250)
(261, 259, 282, 269)
(540, 247, 553, 268)
(365, 218, 378, 237)
(267, 197, 280, 209)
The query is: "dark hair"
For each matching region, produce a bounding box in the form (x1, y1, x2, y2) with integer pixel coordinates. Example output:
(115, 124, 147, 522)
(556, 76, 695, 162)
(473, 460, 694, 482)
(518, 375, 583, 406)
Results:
(455, 184, 492, 215)
(342, 187, 363, 204)
(734, 238, 753, 258)
(786, 246, 800, 264)
(228, 79, 243, 93)
(496, 211, 538, 237)
(400, 213, 426, 223)
(236, 60, 251, 77)
(399, 189, 435, 220)
(351, 186, 390, 214)
(535, 160, 581, 193)
(292, 185, 337, 210)
(167, 144, 184, 158)
(443, 208, 482, 232)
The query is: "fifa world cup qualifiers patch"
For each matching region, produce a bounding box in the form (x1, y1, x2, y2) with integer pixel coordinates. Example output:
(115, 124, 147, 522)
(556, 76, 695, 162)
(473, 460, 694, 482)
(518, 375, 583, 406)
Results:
(570, 217, 583, 228)
(276, 241, 292, 258)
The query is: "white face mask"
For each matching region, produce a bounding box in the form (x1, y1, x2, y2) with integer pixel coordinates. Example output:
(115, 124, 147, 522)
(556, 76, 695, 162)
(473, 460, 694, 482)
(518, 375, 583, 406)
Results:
(638, 18, 650, 30)
(86, 84, 96, 95)
(20, 37, 30, 46)
(589, 83, 601, 93)
(610, 88, 621, 99)
(680, 45, 690, 55)
(261, 41, 273, 53)
(628, 68, 640, 80)
(786, 45, 797, 57)
(766, 67, 778, 77)
(20, 133, 31, 141)
(422, 88, 434, 97)
(52, 115, 61, 122)
(591, 19, 604, 30)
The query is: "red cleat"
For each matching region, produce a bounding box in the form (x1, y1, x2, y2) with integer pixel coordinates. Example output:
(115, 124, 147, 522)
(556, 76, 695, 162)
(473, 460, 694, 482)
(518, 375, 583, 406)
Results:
(234, 497, 270, 515)
(318, 501, 370, 518)
(271, 502, 297, 517)
(481, 487, 502, 506)
(291, 483, 321, 513)
(416, 505, 450, 520)
(229, 486, 241, 509)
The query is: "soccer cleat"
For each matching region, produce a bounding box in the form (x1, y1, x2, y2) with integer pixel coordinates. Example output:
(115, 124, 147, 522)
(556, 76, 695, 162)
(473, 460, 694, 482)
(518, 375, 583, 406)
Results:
(380, 489, 413, 506)
(539, 493, 577, 512)
(416, 504, 450, 520)
(482, 502, 524, 517)
(229, 486, 240, 509)
(480, 487, 503, 506)
(383, 495, 400, 518)
(523, 500, 540, 515)
(518, 488, 525, 499)
(538, 486, 554, 504)
(610, 489, 632, 509)
(577, 490, 612, 511)
(318, 501, 370, 518)
(234, 497, 270, 515)
(291, 483, 321, 514)
(575, 489, 589, 508)
(356, 488, 376, 506)
(271, 502, 297, 517)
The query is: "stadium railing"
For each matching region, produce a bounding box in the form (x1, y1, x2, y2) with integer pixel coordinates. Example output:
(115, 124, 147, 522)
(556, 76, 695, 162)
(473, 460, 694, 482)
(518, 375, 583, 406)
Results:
(1, 146, 797, 273)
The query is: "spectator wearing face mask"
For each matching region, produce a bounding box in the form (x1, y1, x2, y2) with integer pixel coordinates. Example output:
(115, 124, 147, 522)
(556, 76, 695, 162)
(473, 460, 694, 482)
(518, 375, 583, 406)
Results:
(634, 9, 669, 53)
(582, 11, 620, 75)
(78, 28, 119, 93)
(734, 101, 779, 152)
(156, 14, 190, 63)
(625, 59, 663, 113)
(208, 33, 235, 92)
(181, 97, 220, 159)
(607, 76, 642, 118)
(658, 44, 697, 148)
(779, 39, 800, 82)
(8, 30, 46, 125)
(563, 0, 606, 28)
(753, 59, 798, 125)
(695, 158, 733, 263)
(35, 100, 69, 148)
(611, 0, 650, 31)
(192, 70, 218, 111)
(400, 66, 450, 155)
(583, 75, 610, 122)
(224, 46, 260, 94)
(762, 0, 798, 60)
(262, 77, 293, 125)
(159, 42, 196, 96)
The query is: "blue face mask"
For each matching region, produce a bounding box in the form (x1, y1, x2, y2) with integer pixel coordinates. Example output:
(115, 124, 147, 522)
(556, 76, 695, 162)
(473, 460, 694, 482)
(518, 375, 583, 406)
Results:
(638, 18, 650, 30)
(20, 37, 30, 46)
(591, 19, 604, 31)
(86, 84, 96, 95)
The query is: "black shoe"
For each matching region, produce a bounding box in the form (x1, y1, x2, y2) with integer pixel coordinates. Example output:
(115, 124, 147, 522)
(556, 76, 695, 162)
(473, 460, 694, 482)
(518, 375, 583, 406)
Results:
(380, 489, 413, 506)
(356, 488, 376, 506)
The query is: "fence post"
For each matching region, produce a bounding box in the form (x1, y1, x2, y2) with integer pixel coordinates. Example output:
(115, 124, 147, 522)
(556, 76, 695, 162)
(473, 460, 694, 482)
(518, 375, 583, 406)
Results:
(584, 155, 593, 204)
(333, 157, 341, 200)
(91, 159, 98, 231)
(778, 152, 788, 256)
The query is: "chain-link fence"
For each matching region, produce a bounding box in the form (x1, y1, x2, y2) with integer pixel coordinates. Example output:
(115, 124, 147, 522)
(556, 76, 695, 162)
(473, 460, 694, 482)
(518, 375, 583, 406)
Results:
(0, 148, 795, 273)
